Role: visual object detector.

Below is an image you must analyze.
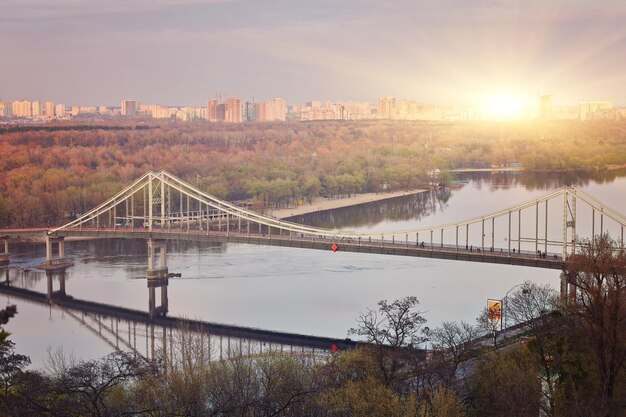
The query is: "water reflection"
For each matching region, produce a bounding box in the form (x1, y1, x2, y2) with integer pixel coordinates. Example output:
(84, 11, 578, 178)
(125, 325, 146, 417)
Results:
(456, 169, 626, 192)
(292, 188, 452, 229)
(1, 265, 347, 367)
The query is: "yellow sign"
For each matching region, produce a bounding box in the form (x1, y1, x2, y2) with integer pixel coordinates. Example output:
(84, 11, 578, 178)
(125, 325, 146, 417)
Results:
(487, 299, 502, 321)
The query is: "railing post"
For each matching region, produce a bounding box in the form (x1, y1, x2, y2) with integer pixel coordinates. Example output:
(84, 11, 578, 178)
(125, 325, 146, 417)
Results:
(543, 200, 548, 255)
(131, 192, 134, 230)
(518, 209, 521, 253)
(535, 202, 539, 255)
(563, 191, 567, 260)
(481, 219, 484, 252)
(148, 174, 153, 232)
(491, 217, 494, 250)
(571, 191, 576, 255)
(161, 173, 165, 227)
(508, 211, 511, 255)
(430, 230, 433, 251)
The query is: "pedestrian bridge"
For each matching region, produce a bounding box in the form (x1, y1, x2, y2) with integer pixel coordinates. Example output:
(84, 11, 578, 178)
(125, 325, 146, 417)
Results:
(33, 170, 624, 272)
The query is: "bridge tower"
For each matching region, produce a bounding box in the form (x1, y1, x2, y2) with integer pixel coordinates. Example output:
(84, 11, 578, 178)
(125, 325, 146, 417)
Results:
(147, 239, 168, 318)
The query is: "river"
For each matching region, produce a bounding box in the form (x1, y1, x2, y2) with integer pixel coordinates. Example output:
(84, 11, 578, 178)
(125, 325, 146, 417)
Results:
(3, 169, 626, 367)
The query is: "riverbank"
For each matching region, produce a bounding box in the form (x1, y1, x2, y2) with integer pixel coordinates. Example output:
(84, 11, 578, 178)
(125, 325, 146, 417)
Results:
(271, 188, 429, 219)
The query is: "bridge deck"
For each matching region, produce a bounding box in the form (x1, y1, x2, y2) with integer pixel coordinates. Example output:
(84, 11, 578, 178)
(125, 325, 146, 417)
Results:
(50, 227, 565, 270)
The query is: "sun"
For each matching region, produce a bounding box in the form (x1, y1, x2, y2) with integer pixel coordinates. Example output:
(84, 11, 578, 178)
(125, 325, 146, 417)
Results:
(482, 92, 527, 119)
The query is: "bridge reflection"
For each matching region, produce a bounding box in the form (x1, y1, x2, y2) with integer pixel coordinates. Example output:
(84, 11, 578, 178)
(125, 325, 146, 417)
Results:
(0, 266, 354, 368)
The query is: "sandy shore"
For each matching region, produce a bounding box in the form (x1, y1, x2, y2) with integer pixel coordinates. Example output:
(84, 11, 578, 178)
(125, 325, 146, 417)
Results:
(271, 189, 429, 219)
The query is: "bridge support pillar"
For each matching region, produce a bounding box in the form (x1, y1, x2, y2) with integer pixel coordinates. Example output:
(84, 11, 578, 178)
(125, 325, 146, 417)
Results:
(0, 238, 9, 266)
(560, 272, 577, 305)
(147, 239, 169, 318)
(45, 269, 67, 299)
(147, 239, 168, 277)
(148, 277, 168, 319)
(38, 236, 73, 270)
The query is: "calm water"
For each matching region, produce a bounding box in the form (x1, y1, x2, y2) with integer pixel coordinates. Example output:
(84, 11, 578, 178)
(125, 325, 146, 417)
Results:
(3, 170, 626, 367)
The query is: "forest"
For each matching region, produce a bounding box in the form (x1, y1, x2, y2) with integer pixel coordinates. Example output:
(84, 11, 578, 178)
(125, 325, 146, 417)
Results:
(1, 235, 626, 417)
(1, 119, 625, 226)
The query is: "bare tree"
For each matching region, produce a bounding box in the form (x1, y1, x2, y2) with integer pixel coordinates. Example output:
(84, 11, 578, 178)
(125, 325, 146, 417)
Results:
(565, 234, 626, 417)
(349, 296, 428, 348)
(428, 321, 479, 387)
(506, 281, 562, 417)
(349, 296, 428, 390)
(48, 351, 155, 417)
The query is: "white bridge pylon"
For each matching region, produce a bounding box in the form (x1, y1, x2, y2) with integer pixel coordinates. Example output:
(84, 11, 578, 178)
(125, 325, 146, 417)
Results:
(51, 170, 625, 259)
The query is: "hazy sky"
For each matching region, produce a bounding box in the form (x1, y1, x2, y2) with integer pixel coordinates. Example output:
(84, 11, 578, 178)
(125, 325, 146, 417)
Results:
(1, 0, 625, 106)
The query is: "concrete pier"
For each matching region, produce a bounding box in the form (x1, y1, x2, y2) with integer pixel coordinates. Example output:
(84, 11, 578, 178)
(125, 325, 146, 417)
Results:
(147, 239, 168, 279)
(148, 276, 168, 318)
(46, 269, 67, 299)
(38, 236, 74, 270)
(147, 239, 169, 318)
(560, 271, 577, 305)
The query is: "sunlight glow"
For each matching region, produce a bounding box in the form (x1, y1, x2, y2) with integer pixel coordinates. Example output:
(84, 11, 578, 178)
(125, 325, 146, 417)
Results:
(481, 92, 528, 119)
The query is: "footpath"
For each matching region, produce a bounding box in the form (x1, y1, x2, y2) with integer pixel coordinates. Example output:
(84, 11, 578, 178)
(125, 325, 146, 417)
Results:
(271, 189, 429, 219)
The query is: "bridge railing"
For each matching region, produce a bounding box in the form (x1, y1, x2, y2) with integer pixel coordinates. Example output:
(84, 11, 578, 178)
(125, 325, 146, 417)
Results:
(65, 225, 565, 262)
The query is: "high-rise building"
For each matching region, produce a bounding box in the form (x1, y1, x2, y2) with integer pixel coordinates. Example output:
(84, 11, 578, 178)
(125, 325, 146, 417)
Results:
(256, 98, 286, 122)
(224, 97, 242, 123)
(121, 99, 137, 116)
(0, 100, 10, 117)
(244, 101, 256, 122)
(55, 104, 66, 117)
(539, 95, 552, 120)
(45, 101, 55, 117)
(579, 101, 613, 120)
(206, 99, 219, 122)
(12, 100, 32, 117)
(378, 97, 396, 119)
(31, 100, 42, 117)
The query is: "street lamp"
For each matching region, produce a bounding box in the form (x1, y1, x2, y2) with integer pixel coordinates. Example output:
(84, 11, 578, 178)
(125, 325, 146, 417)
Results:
(502, 283, 530, 329)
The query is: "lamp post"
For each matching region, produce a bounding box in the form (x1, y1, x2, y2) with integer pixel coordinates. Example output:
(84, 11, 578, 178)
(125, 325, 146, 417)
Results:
(502, 283, 530, 330)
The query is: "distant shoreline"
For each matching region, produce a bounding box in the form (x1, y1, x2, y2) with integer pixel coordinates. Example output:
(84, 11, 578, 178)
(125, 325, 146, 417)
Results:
(450, 163, 626, 173)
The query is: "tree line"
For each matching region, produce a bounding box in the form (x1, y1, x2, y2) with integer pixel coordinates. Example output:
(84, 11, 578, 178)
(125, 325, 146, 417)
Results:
(1, 119, 625, 227)
(1, 235, 626, 416)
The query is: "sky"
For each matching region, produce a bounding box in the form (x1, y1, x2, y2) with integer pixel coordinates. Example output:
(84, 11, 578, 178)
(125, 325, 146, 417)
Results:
(1, 0, 625, 106)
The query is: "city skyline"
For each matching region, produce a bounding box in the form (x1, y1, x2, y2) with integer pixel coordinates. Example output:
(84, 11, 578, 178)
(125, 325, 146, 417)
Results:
(1, 0, 625, 106)
(2, 94, 622, 122)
